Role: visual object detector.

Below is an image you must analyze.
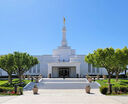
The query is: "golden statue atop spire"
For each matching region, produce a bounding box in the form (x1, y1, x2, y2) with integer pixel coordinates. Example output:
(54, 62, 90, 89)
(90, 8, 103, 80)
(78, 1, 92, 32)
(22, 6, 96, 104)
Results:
(63, 17, 65, 25)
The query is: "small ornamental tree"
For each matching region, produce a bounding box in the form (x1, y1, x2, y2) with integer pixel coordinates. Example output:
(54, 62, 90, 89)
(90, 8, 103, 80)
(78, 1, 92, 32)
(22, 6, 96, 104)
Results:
(0, 54, 15, 84)
(85, 47, 116, 94)
(13, 52, 39, 85)
(113, 47, 128, 82)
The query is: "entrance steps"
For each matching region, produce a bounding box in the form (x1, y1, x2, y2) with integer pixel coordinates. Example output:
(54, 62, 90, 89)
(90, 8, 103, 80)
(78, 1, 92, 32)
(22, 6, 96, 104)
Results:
(24, 78, 100, 90)
(41, 78, 88, 82)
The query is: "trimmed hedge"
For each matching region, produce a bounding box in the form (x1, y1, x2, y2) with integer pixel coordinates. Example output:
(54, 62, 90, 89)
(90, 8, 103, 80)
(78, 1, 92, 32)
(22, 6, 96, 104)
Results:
(0, 79, 30, 95)
(0, 86, 23, 95)
(0, 79, 30, 87)
(100, 85, 128, 95)
(100, 86, 108, 95)
(0, 87, 14, 92)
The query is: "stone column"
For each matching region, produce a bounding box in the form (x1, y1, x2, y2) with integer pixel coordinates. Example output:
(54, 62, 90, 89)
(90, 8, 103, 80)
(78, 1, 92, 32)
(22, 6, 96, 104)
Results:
(76, 65, 80, 77)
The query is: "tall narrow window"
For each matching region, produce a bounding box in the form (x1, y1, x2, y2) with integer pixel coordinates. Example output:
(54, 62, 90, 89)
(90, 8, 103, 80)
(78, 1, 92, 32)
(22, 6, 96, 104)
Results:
(29, 68, 32, 73)
(92, 66, 95, 73)
(97, 68, 99, 73)
(0, 69, 2, 76)
(33, 65, 36, 73)
(88, 64, 91, 73)
(37, 64, 40, 73)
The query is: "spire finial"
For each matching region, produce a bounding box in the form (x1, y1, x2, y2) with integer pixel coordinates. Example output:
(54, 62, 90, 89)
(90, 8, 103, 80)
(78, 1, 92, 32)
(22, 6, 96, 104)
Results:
(63, 17, 65, 25)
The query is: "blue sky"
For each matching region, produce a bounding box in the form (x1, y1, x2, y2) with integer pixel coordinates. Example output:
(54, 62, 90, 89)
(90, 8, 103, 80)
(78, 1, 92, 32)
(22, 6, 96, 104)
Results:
(0, 0, 128, 55)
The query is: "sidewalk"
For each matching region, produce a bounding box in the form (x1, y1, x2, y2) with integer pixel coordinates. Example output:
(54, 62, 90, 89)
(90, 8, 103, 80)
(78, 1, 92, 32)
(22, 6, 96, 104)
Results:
(1, 89, 127, 104)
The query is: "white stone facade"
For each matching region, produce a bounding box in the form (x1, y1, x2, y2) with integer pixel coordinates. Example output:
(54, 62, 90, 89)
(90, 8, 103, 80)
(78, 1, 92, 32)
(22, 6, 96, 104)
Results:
(0, 22, 108, 77)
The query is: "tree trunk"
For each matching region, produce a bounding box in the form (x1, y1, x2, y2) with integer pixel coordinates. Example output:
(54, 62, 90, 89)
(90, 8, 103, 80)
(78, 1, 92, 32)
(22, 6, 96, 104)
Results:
(116, 72, 119, 82)
(18, 70, 22, 86)
(125, 70, 127, 78)
(8, 74, 12, 84)
(108, 73, 112, 94)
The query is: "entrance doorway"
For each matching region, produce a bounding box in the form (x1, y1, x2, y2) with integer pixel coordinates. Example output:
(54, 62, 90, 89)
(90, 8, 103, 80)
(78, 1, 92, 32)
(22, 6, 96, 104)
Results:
(59, 68, 69, 78)
(52, 67, 76, 78)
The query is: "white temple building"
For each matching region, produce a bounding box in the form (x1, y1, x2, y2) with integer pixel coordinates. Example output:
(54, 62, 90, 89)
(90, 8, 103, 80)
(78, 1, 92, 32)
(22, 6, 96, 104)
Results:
(0, 19, 108, 78)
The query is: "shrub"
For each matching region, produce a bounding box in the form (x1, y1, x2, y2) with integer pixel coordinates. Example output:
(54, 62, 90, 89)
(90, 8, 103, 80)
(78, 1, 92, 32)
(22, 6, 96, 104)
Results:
(0, 87, 14, 92)
(86, 74, 89, 79)
(113, 86, 120, 94)
(17, 87, 23, 95)
(120, 86, 128, 93)
(0, 87, 23, 95)
(112, 85, 128, 94)
(0, 79, 26, 87)
(100, 86, 108, 95)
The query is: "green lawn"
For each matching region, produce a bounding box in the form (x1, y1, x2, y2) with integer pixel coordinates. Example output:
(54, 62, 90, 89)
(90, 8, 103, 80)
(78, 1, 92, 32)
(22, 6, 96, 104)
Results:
(97, 79, 128, 87)
(0, 79, 31, 95)
(0, 79, 31, 88)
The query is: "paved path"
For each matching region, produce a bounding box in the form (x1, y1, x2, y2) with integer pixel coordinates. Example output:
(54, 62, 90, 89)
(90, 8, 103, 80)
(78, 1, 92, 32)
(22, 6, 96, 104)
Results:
(0, 78, 128, 104)
(1, 89, 128, 104)
(0, 96, 16, 104)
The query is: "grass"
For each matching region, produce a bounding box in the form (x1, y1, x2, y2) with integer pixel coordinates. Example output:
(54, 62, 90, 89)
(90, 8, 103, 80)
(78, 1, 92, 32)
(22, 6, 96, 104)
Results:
(0, 79, 31, 88)
(107, 93, 128, 96)
(97, 79, 128, 87)
(0, 79, 31, 95)
(0, 80, 8, 86)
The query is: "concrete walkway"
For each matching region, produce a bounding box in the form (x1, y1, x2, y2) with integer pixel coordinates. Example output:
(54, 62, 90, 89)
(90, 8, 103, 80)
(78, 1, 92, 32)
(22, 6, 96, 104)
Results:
(0, 78, 128, 104)
(1, 89, 128, 104)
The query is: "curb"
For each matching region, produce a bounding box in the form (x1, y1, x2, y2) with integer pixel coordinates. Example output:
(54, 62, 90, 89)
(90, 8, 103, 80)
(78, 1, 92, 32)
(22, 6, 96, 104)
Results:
(95, 81, 101, 87)
(23, 82, 32, 89)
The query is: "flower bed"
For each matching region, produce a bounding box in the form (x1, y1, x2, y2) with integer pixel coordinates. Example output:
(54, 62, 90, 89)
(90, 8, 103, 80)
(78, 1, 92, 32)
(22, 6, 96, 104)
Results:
(0, 86, 23, 95)
(0, 79, 30, 95)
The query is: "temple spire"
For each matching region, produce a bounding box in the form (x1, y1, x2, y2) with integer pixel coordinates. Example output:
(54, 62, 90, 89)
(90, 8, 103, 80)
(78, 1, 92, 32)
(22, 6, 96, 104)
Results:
(61, 17, 67, 47)
(64, 17, 65, 25)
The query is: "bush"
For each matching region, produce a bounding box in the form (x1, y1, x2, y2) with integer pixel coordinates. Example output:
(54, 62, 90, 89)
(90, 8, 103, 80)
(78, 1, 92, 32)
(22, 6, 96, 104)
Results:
(0, 79, 25, 87)
(113, 86, 120, 94)
(100, 86, 108, 95)
(111, 85, 128, 94)
(0, 86, 23, 95)
(120, 86, 128, 93)
(0, 87, 14, 92)
(0, 79, 28, 95)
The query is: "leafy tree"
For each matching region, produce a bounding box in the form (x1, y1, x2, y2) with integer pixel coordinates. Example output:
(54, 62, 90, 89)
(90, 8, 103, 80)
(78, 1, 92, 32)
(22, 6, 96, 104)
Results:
(0, 54, 15, 84)
(13, 52, 39, 85)
(113, 48, 128, 82)
(85, 47, 116, 94)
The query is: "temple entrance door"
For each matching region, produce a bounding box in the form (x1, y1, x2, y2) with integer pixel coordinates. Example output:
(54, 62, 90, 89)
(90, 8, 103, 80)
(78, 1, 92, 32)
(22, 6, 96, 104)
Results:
(59, 68, 69, 78)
